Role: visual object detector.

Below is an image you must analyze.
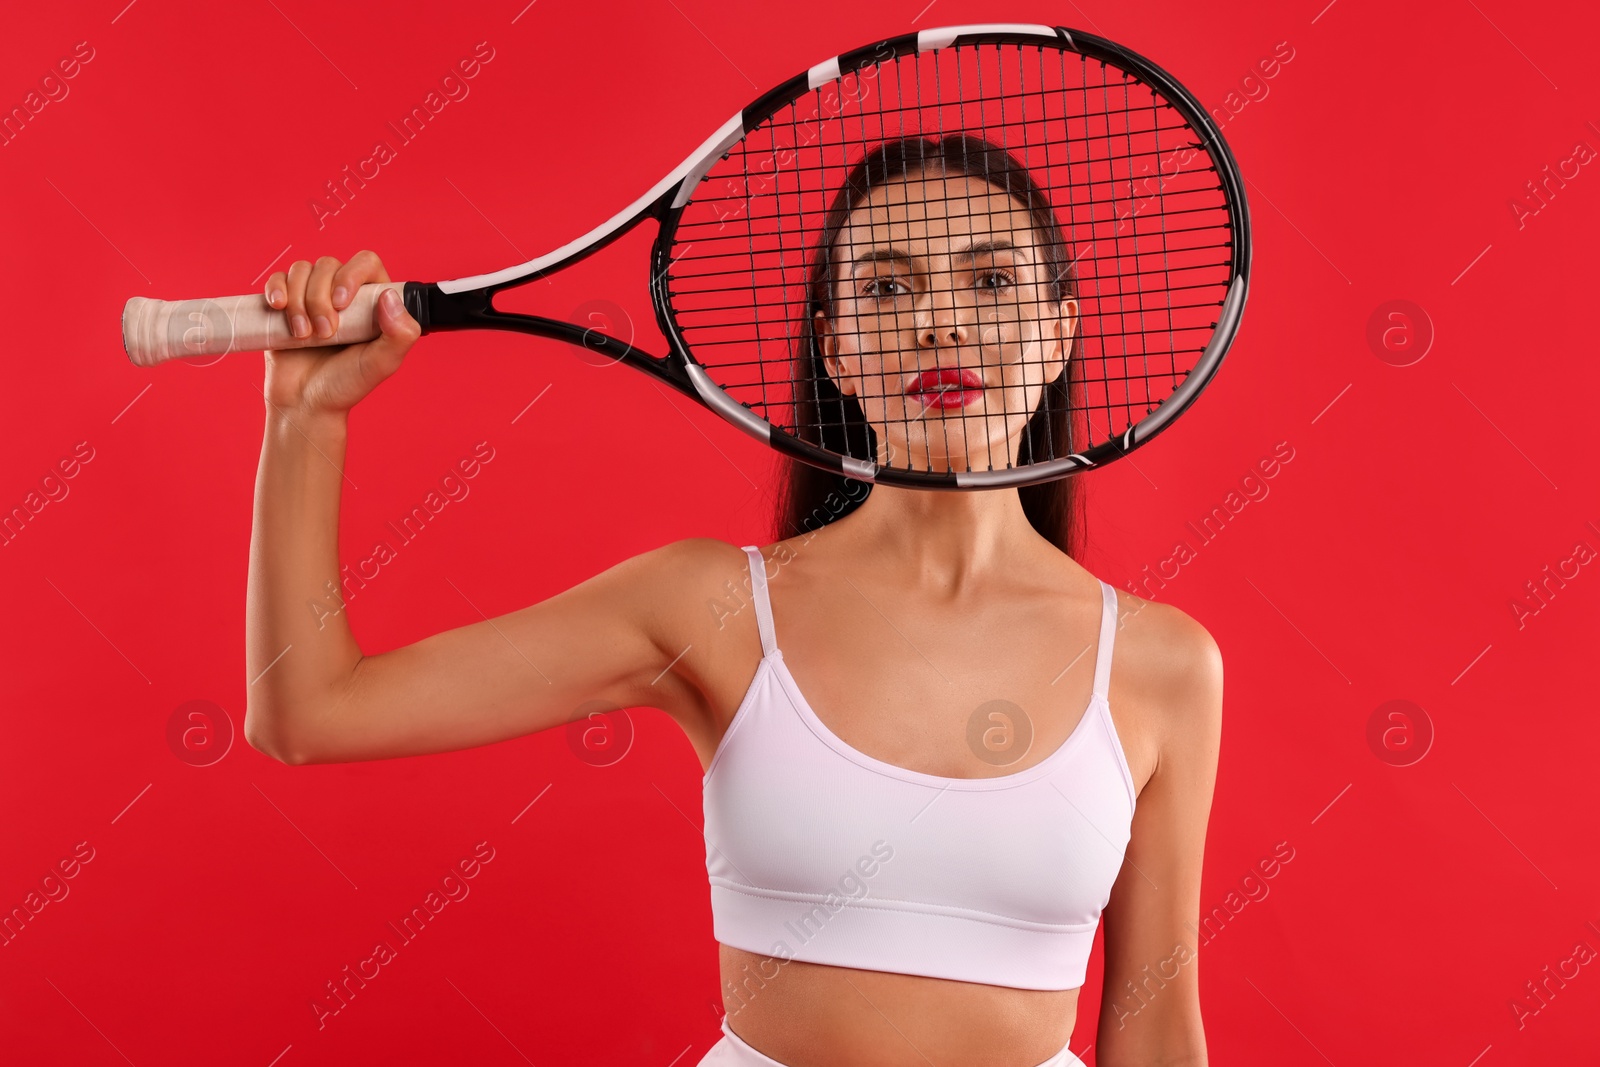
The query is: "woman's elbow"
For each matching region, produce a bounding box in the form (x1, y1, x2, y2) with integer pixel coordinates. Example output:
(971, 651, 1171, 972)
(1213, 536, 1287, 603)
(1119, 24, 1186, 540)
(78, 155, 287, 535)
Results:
(244, 705, 312, 765)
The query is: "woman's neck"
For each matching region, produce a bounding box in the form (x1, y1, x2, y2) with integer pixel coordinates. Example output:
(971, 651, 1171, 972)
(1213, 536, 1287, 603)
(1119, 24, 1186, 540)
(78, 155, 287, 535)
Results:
(821, 483, 1045, 591)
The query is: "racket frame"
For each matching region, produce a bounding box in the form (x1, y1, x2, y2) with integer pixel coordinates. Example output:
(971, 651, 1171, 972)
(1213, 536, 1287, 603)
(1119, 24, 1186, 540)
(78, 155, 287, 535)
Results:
(403, 23, 1250, 490)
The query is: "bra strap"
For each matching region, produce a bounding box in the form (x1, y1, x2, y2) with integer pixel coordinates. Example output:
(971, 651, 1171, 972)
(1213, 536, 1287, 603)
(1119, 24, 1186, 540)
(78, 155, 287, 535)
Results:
(1091, 580, 1118, 703)
(742, 545, 777, 656)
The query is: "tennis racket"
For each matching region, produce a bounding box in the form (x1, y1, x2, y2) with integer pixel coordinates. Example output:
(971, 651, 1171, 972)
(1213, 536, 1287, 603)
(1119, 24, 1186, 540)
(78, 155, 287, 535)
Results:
(120, 23, 1249, 490)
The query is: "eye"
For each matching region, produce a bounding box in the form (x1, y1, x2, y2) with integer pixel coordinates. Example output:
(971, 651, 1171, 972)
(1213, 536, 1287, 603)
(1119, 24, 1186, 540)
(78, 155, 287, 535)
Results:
(860, 277, 911, 299)
(975, 268, 1016, 292)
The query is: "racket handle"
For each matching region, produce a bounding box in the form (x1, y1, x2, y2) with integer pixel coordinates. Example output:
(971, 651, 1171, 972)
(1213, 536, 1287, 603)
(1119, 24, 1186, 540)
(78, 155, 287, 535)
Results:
(120, 281, 407, 367)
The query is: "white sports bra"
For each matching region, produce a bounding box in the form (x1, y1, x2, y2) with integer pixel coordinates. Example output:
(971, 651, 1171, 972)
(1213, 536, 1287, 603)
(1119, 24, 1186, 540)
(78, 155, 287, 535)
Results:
(702, 544, 1138, 991)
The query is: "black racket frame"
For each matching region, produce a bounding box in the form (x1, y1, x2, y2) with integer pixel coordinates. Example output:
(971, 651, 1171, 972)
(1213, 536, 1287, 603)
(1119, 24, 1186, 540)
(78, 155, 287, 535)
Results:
(400, 25, 1250, 490)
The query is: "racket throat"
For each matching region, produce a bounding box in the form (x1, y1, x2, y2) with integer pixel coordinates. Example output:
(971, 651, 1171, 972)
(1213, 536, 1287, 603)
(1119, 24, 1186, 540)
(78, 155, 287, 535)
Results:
(402, 281, 699, 399)
(405, 281, 494, 331)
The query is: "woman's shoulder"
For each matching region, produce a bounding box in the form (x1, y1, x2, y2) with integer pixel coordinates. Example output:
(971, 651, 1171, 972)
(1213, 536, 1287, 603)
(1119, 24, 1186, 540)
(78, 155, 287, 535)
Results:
(661, 534, 817, 573)
(1115, 584, 1221, 674)
(1109, 586, 1224, 748)
(627, 536, 753, 587)
(623, 536, 794, 610)
(1105, 583, 1219, 664)
(607, 536, 765, 657)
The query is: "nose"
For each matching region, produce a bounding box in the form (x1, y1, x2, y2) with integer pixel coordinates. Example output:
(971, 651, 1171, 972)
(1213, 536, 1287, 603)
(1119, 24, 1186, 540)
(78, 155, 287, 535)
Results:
(917, 278, 972, 349)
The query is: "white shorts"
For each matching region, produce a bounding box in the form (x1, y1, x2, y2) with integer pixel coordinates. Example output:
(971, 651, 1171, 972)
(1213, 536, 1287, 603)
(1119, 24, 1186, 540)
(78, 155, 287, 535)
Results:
(695, 1016, 1087, 1066)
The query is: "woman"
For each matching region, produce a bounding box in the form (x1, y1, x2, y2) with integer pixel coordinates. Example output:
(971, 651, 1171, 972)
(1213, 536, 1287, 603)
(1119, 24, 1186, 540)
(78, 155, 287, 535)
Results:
(246, 134, 1222, 1067)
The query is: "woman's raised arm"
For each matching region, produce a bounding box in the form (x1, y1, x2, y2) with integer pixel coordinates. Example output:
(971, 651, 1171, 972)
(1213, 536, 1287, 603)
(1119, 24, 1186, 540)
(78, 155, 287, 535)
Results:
(242, 250, 739, 765)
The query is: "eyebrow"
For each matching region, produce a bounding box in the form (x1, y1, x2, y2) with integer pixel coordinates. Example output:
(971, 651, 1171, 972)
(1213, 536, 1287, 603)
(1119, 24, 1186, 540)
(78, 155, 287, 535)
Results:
(849, 238, 1032, 271)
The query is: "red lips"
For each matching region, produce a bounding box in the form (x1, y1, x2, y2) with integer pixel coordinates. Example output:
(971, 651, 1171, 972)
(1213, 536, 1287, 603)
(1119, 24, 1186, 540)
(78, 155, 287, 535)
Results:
(906, 367, 985, 409)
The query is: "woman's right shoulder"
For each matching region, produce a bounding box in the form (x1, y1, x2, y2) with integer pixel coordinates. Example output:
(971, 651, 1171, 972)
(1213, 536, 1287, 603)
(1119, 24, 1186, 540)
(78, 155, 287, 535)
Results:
(614, 536, 812, 632)
(637, 535, 750, 571)
(617, 538, 772, 697)
(636, 535, 807, 569)
(617, 537, 760, 606)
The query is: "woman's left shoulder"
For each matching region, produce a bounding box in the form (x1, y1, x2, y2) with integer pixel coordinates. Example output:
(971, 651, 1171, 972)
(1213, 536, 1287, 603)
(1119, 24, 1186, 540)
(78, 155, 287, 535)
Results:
(1109, 587, 1224, 736)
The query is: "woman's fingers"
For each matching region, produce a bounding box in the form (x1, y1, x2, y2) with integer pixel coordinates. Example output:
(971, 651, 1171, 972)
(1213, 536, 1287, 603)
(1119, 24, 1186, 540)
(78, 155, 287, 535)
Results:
(267, 251, 401, 354)
(374, 286, 419, 353)
(283, 260, 313, 339)
(351, 288, 421, 394)
(329, 250, 391, 311)
(259, 250, 421, 416)
(304, 256, 343, 339)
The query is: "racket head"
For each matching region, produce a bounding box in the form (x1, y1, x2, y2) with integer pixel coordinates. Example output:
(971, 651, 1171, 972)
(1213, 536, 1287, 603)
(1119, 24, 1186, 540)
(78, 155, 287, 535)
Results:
(652, 24, 1250, 490)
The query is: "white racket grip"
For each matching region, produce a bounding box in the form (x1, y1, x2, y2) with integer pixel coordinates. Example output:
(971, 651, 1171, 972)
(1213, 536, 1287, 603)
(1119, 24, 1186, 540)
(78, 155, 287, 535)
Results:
(121, 281, 407, 367)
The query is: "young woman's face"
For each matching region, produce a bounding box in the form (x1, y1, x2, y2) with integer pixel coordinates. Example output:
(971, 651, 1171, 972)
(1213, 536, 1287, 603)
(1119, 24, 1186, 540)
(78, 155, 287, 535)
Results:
(818, 165, 1079, 474)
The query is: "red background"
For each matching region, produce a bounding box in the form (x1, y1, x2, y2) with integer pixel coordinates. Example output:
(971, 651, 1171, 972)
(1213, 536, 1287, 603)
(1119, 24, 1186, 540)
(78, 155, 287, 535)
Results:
(3, 0, 1598, 1064)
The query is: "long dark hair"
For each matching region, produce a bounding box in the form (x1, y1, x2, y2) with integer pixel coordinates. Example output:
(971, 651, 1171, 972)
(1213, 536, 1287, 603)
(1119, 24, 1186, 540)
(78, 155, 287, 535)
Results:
(773, 134, 1087, 557)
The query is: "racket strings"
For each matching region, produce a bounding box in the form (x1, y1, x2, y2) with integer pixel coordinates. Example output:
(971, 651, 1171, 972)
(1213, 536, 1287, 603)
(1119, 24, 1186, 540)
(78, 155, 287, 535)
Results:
(664, 40, 1235, 476)
(666, 242, 1231, 288)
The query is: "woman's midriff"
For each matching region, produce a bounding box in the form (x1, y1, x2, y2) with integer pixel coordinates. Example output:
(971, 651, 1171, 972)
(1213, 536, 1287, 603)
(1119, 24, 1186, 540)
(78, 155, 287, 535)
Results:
(717, 943, 1079, 1067)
